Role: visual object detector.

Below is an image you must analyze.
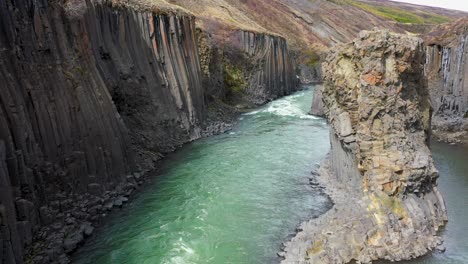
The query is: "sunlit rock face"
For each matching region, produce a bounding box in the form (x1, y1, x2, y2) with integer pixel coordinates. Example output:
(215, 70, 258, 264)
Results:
(282, 30, 447, 264)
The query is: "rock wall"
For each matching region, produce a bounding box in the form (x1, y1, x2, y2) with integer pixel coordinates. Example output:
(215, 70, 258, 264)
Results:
(425, 18, 468, 143)
(235, 31, 299, 105)
(198, 29, 299, 107)
(426, 41, 467, 116)
(0, 0, 205, 263)
(0, 0, 301, 262)
(298, 64, 322, 84)
(308, 85, 325, 117)
(282, 30, 447, 263)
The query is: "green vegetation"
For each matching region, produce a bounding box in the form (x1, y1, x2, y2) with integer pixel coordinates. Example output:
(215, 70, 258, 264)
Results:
(224, 63, 247, 94)
(304, 50, 321, 68)
(328, 0, 450, 24)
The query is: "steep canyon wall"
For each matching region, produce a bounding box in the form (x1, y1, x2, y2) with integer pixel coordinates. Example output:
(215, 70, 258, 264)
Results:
(198, 30, 299, 107)
(235, 31, 299, 105)
(0, 0, 299, 263)
(0, 1, 201, 263)
(425, 18, 468, 143)
(282, 30, 447, 264)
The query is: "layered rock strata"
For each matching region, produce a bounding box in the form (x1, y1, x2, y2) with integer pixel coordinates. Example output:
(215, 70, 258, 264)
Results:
(282, 30, 447, 263)
(425, 18, 468, 143)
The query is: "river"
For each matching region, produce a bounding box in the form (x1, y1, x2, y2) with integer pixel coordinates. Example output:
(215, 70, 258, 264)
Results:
(73, 86, 468, 264)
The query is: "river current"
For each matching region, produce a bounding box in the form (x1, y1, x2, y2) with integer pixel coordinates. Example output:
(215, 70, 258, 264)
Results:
(74, 86, 468, 264)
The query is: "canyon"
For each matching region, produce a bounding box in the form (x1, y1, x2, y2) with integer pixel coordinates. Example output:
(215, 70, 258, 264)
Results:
(0, 0, 298, 262)
(0, 0, 467, 264)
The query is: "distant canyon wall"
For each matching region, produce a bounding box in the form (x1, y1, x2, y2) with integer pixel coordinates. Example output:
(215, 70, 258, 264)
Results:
(0, 0, 298, 263)
(198, 29, 299, 107)
(424, 18, 468, 142)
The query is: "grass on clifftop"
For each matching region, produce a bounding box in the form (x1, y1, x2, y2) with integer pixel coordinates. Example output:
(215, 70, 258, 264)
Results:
(327, 0, 450, 24)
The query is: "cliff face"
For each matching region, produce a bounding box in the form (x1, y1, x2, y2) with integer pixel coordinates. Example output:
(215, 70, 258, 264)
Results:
(0, 0, 206, 263)
(198, 30, 299, 107)
(0, 0, 301, 261)
(282, 30, 447, 263)
(235, 31, 298, 105)
(88, 5, 205, 158)
(425, 18, 468, 143)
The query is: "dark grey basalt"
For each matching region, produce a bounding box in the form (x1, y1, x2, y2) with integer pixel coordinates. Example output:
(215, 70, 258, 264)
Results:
(425, 18, 468, 143)
(0, 0, 299, 263)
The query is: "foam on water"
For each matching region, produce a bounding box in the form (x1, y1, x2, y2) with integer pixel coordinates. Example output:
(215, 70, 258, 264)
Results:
(73, 86, 331, 264)
(243, 90, 320, 120)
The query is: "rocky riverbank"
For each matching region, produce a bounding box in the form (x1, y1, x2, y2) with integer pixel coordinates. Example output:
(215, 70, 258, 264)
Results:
(281, 30, 447, 263)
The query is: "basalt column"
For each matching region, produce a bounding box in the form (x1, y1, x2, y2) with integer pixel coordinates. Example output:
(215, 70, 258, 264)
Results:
(425, 18, 468, 143)
(0, 0, 205, 263)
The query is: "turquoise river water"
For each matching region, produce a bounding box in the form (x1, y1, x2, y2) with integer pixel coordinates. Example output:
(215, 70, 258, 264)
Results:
(74, 87, 468, 264)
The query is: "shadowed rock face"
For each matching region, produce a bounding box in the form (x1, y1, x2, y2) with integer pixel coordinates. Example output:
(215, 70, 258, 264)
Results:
(0, 0, 205, 263)
(198, 29, 299, 107)
(235, 31, 299, 105)
(309, 86, 324, 117)
(425, 18, 468, 143)
(282, 30, 447, 264)
(0, 0, 300, 262)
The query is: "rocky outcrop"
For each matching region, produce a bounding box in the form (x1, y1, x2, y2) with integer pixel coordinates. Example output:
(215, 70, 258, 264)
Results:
(0, 0, 206, 263)
(425, 18, 468, 143)
(282, 30, 447, 263)
(309, 86, 325, 117)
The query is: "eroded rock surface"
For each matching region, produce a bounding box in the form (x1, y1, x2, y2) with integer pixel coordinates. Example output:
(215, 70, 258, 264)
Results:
(282, 30, 447, 263)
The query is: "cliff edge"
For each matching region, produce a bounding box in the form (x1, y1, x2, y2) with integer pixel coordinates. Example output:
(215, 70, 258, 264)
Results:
(281, 30, 447, 263)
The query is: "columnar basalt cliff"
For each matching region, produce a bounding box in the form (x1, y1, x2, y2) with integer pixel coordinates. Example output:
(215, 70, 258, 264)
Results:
(0, 0, 207, 263)
(282, 30, 447, 263)
(233, 31, 299, 105)
(425, 18, 468, 143)
(0, 0, 302, 262)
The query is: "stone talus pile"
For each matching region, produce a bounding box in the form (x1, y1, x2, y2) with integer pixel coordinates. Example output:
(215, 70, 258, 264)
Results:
(282, 30, 447, 263)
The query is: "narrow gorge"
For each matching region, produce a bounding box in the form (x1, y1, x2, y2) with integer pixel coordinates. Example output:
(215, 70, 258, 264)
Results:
(1, 0, 467, 264)
(0, 0, 298, 263)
